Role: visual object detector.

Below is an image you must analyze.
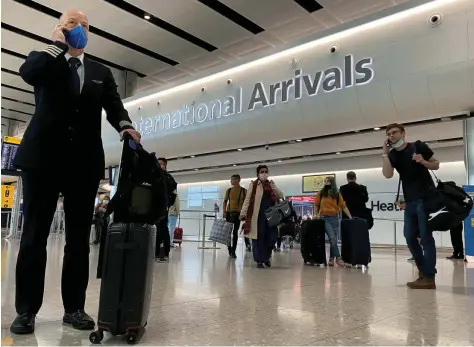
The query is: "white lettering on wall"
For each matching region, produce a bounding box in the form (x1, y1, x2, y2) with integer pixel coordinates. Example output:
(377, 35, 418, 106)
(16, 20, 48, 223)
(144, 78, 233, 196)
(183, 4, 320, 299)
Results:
(133, 55, 375, 136)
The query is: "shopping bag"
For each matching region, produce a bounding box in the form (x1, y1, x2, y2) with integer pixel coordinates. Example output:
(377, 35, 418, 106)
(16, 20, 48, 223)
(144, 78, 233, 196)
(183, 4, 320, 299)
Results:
(208, 219, 233, 245)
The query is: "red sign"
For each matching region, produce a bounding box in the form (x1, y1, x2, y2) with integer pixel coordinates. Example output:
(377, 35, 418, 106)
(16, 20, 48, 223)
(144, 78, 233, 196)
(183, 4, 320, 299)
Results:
(287, 196, 315, 203)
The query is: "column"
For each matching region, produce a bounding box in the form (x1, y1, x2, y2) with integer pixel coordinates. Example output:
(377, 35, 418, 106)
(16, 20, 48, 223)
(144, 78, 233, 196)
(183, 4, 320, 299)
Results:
(463, 116, 474, 263)
(464, 116, 474, 185)
(113, 69, 138, 99)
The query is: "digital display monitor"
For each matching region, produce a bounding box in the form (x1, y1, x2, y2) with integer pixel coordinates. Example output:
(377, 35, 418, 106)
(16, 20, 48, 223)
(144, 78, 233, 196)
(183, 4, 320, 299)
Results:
(302, 173, 336, 193)
(1, 136, 21, 172)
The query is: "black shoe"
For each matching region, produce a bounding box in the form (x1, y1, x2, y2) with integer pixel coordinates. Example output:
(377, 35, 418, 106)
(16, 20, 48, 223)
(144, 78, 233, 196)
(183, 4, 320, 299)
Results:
(446, 254, 464, 260)
(63, 310, 95, 330)
(246, 245, 252, 252)
(230, 253, 237, 259)
(10, 313, 35, 334)
(264, 261, 271, 267)
(257, 263, 264, 268)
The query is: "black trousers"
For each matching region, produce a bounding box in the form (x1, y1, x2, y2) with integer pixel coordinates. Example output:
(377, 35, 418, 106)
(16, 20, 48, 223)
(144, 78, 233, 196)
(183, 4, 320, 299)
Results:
(16, 168, 101, 315)
(155, 216, 170, 258)
(450, 223, 464, 256)
(226, 212, 250, 253)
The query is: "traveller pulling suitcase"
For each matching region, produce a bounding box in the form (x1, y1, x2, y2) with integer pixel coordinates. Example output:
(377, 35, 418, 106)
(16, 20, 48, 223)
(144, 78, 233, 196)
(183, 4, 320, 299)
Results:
(90, 133, 168, 345)
(300, 219, 327, 266)
(341, 218, 371, 268)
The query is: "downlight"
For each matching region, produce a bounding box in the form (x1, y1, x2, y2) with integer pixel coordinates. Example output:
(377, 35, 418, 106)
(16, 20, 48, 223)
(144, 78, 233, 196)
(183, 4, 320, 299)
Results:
(428, 13, 443, 26)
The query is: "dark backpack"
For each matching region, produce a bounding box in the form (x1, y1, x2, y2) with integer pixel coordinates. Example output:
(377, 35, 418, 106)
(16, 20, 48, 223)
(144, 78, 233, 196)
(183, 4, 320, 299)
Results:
(105, 135, 169, 225)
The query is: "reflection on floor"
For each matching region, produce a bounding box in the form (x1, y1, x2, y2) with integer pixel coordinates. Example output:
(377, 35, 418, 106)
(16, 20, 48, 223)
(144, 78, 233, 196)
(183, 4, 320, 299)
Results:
(1, 236, 473, 346)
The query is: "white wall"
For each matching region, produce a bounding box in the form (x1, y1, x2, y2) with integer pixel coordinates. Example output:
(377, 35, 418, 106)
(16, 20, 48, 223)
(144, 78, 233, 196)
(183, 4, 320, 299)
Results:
(174, 149, 466, 248)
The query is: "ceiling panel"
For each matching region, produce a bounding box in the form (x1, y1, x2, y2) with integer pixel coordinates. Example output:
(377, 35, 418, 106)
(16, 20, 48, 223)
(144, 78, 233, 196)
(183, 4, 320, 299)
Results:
(35, 0, 209, 62)
(1, 99, 35, 114)
(267, 14, 326, 42)
(1, 98, 35, 113)
(1, 109, 32, 123)
(221, 36, 272, 57)
(220, 0, 308, 30)
(2, 0, 169, 75)
(1, 53, 24, 73)
(319, 0, 395, 23)
(1, 72, 33, 92)
(1, 0, 413, 93)
(129, 0, 252, 47)
(1, 87, 35, 104)
(1, 29, 48, 56)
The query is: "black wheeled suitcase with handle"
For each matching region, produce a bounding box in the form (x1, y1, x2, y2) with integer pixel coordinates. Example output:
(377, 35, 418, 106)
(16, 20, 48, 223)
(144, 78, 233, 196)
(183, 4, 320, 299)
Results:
(91, 132, 167, 345)
(301, 219, 327, 266)
(340, 217, 352, 266)
(341, 218, 371, 268)
(90, 223, 156, 344)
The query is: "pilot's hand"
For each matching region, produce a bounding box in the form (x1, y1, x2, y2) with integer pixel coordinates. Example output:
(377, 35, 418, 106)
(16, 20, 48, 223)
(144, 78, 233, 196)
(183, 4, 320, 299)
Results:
(120, 129, 141, 143)
(52, 24, 67, 43)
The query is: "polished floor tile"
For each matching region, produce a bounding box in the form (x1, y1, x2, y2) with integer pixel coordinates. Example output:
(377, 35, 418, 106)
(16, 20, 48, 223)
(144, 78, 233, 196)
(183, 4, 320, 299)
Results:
(1, 237, 473, 346)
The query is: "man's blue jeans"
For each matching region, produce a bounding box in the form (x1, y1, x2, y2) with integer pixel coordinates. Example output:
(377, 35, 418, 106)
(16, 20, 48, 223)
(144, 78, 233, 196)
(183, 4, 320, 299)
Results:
(403, 199, 437, 278)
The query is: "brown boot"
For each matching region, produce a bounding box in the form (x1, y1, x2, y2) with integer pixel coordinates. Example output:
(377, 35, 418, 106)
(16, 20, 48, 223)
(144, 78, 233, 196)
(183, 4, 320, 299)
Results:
(407, 276, 436, 289)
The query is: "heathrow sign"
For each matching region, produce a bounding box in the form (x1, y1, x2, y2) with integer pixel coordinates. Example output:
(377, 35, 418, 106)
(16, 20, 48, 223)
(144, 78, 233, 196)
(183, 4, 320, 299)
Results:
(132, 55, 375, 136)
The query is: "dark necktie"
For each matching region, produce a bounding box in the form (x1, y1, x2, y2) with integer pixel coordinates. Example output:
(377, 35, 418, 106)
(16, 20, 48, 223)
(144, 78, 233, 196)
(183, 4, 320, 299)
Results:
(68, 57, 81, 96)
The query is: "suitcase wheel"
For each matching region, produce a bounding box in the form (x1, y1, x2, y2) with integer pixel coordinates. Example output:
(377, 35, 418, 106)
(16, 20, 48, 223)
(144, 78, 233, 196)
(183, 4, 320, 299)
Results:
(126, 331, 139, 344)
(89, 330, 104, 344)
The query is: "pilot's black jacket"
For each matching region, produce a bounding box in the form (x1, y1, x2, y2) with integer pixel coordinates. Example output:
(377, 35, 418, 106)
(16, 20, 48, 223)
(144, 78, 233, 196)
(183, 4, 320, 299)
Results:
(14, 41, 134, 172)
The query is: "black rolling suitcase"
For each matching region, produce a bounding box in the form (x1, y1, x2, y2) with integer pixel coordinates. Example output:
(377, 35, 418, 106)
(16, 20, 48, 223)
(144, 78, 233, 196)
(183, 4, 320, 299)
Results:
(91, 133, 167, 345)
(341, 218, 371, 268)
(340, 217, 352, 266)
(301, 219, 327, 266)
(90, 223, 156, 344)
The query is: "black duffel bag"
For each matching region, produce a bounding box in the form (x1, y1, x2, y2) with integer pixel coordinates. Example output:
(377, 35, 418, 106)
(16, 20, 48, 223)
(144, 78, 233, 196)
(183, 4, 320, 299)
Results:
(423, 175, 472, 231)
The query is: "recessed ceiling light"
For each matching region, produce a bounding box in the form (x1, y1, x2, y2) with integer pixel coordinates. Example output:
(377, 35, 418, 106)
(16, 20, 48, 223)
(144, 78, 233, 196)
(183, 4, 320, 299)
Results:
(441, 117, 451, 122)
(237, 148, 243, 151)
(336, 152, 341, 155)
(296, 139, 302, 142)
(194, 168, 199, 171)
(144, 13, 151, 20)
(278, 160, 283, 163)
(190, 155, 195, 158)
(233, 164, 237, 167)
(373, 127, 381, 131)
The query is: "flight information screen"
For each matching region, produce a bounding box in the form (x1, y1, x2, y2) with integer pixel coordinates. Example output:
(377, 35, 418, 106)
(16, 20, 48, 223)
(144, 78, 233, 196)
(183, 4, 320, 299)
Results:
(1, 136, 21, 172)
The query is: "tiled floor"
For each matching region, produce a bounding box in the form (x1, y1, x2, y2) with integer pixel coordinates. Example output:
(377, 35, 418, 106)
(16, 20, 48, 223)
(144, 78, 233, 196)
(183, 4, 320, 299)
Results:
(1, 236, 473, 346)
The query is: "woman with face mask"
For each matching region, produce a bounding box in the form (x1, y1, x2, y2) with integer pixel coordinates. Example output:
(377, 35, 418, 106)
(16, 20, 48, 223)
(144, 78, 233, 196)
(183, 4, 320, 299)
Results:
(240, 165, 284, 268)
(314, 177, 352, 267)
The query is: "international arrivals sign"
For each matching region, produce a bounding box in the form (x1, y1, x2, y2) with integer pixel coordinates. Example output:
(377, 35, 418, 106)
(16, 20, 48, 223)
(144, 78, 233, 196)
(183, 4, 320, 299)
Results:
(133, 55, 375, 136)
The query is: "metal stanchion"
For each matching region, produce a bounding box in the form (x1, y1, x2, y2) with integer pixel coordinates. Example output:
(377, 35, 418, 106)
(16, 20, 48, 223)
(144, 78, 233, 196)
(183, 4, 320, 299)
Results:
(198, 214, 220, 250)
(393, 221, 397, 255)
(6, 177, 22, 239)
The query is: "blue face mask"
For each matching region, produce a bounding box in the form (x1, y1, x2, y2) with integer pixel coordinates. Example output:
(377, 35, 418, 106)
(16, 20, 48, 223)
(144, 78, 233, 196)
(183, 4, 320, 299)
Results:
(65, 25, 88, 49)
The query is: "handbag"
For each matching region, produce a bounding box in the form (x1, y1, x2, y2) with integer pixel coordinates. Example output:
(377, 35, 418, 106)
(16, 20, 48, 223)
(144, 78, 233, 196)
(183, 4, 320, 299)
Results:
(265, 200, 292, 228)
(208, 219, 233, 245)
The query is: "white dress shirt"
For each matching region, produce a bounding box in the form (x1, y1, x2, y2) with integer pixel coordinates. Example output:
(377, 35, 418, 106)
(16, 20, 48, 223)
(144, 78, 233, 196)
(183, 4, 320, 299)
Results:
(65, 53, 85, 93)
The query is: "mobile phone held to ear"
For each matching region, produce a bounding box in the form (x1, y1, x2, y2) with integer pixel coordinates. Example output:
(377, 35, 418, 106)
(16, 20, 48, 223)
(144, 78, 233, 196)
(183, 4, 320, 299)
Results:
(385, 140, 391, 148)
